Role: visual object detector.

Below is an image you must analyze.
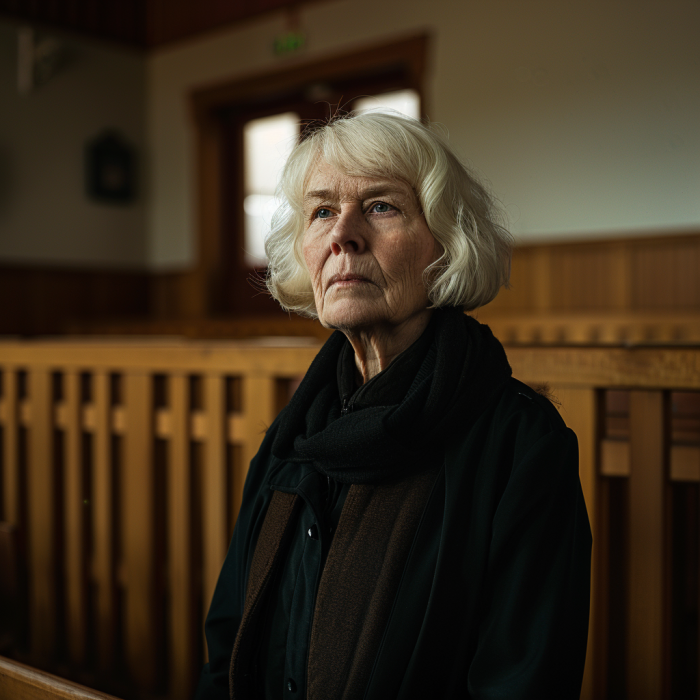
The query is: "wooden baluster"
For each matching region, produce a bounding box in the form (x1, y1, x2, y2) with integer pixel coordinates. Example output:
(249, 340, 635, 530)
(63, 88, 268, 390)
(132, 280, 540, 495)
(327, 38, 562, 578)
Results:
(64, 370, 87, 665)
(92, 371, 115, 672)
(627, 390, 667, 699)
(238, 374, 275, 517)
(202, 374, 227, 619)
(27, 368, 56, 661)
(554, 386, 599, 700)
(123, 371, 157, 690)
(2, 368, 19, 526)
(168, 373, 196, 699)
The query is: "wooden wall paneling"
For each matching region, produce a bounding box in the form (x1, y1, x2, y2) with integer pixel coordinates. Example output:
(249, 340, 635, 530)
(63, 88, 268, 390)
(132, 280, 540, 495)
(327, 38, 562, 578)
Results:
(542, 242, 622, 312)
(168, 373, 197, 700)
(627, 391, 667, 699)
(122, 372, 158, 690)
(27, 368, 56, 662)
(531, 247, 552, 313)
(631, 236, 700, 311)
(483, 248, 526, 314)
(609, 241, 632, 311)
(0, 265, 151, 337)
(552, 386, 599, 700)
(2, 369, 19, 526)
(63, 370, 87, 665)
(484, 231, 700, 319)
(575, 247, 614, 310)
(92, 371, 115, 672)
(2, 232, 700, 338)
(549, 248, 577, 311)
(202, 374, 227, 618)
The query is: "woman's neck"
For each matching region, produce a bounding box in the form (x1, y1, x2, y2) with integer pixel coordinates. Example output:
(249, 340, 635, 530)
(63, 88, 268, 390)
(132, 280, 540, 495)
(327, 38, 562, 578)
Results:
(344, 310, 433, 384)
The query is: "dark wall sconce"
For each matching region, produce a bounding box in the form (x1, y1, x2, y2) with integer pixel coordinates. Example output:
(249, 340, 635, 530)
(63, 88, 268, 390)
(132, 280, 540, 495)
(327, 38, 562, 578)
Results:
(85, 130, 136, 204)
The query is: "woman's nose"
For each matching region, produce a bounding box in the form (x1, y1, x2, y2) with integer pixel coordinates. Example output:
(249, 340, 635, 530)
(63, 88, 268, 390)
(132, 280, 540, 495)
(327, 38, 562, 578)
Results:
(330, 210, 367, 256)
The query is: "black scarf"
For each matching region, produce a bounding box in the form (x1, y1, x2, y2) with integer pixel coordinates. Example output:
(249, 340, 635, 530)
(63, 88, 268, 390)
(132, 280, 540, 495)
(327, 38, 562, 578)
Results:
(272, 307, 512, 484)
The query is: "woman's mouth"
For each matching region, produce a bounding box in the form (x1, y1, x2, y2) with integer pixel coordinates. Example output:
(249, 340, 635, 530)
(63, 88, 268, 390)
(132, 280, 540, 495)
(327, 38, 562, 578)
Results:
(328, 274, 372, 289)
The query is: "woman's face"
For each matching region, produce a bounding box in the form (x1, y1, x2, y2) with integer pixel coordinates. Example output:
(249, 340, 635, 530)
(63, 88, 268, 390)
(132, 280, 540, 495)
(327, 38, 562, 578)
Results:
(302, 160, 440, 333)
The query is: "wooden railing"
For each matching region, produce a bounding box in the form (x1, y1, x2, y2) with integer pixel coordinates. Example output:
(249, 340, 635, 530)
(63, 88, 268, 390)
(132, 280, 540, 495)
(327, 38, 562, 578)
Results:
(0, 338, 699, 699)
(0, 338, 320, 699)
(509, 346, 700, 700)
(0, 655, 121, 700)
(477, 311, 700, 346)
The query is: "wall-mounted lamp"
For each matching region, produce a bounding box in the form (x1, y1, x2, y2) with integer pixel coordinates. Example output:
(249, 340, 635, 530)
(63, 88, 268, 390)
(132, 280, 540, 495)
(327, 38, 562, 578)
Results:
(85, 130, 136, 205)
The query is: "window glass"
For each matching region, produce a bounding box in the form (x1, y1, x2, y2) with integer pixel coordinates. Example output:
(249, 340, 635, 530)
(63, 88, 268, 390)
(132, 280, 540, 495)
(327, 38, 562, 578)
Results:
(353, 89, 420, 119)
(243, 112, 298, 267)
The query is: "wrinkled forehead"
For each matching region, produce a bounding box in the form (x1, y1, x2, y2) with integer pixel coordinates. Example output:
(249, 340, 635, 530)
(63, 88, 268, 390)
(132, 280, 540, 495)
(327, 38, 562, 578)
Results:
(301, 151, 417, 205)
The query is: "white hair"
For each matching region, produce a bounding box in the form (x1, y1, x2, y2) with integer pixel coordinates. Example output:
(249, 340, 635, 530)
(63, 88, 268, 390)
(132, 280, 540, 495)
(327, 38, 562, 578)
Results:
(265, 111, 512, 317)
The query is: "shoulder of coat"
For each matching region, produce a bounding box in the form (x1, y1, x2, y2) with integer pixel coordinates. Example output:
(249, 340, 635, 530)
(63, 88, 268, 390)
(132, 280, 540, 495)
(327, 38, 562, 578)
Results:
(500, 377, 567, 432)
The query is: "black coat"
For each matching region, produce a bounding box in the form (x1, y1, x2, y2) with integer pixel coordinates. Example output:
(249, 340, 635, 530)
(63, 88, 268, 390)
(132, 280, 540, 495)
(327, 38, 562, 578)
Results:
(196, 376, 591, 699)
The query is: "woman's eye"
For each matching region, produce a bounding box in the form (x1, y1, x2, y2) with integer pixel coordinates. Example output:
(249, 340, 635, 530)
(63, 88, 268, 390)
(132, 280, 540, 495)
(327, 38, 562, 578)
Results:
(315, 208, 333, 219)
(369, 202, 392, 214)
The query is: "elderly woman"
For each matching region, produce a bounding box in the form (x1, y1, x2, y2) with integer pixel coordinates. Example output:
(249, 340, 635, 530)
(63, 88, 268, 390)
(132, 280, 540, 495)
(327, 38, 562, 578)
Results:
(196, 112, 591, 700)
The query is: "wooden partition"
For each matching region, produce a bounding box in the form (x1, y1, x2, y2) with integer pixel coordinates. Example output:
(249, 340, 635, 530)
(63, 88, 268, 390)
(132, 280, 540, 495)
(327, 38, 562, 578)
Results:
(0, 339, 319, 699)
(0, 338, 699, 699)
(508, 347, 700, 700)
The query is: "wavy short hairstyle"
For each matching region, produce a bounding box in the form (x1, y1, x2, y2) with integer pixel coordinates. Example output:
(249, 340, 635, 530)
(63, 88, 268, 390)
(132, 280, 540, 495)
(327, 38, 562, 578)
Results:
(265, 111, 512, 317)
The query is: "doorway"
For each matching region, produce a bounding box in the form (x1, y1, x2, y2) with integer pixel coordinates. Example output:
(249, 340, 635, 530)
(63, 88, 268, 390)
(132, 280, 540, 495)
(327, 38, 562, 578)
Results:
(191, 33, 429, 319)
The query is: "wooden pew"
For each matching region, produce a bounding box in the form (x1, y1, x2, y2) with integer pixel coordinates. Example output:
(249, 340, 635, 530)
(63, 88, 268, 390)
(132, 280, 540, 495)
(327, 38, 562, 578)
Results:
(0, 656, 121, 700)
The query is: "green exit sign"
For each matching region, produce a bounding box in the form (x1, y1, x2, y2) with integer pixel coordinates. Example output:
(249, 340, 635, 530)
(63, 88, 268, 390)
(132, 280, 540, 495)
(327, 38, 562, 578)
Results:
(274, 31, 306, 56)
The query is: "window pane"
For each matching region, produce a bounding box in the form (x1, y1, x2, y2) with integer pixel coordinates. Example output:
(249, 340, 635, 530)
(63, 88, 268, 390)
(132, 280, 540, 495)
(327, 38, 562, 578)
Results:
(243, 112, 298, 267)
(353, 89, 420, 119)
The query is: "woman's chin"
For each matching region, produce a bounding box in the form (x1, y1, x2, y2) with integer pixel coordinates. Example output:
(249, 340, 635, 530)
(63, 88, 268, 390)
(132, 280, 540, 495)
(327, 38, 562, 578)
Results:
(318, 301, 385, 333)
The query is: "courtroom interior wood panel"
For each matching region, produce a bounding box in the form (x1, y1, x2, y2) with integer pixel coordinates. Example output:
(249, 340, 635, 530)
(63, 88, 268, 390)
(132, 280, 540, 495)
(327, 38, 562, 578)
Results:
(1, 230, 698, 340)
(0, 265, 150, 336)
(484, 231, 700, 316)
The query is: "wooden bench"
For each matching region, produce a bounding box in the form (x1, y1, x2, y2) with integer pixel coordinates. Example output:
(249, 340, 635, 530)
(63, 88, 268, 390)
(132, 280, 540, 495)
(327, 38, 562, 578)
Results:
(0, 656, 121, 700)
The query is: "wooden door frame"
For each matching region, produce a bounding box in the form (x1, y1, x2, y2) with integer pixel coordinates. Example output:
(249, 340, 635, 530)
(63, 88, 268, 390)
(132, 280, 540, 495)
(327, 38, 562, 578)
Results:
(185, 32, 430, 319)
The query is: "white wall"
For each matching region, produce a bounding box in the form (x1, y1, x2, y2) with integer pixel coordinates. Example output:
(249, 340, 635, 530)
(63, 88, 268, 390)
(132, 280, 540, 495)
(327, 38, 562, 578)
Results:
(0, 21, 147, 268)
(147, 0, 700, 269)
